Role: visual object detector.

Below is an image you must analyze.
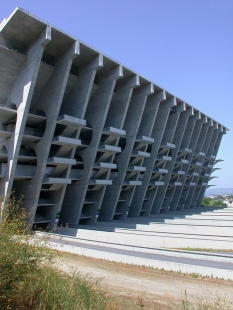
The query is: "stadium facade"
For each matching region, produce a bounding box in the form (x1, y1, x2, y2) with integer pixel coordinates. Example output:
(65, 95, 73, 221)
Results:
(0, 8, 227, 228)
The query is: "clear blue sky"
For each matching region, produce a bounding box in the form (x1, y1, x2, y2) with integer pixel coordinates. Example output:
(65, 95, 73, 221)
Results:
(1, 0, 232, 187)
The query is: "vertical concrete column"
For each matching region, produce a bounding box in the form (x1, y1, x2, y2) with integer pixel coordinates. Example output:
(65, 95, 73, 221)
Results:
(170, 112, 200, 211)
(195, 119, 211, 152)
(211, 127, 226, 157)
(162, 106, 194, 211)
(185, 118, 212, 208)
(98, 75, 140, 218)
(131, 97, 176, 216)
(190, 120, 217, 207)
(0, 26, 51, 197)
(195, 125, 225, 207)
(207, 125, 221, 159)
(98, 82, 154, 221)
(81, 75, 140, 225)
(203, 122, 216, 155)
(59, 54, 103, 119)
(151, 100, 184, 213)
(52, 55, 103, 222)
(129, 90, 166, 216)
(136, 90, 165, 137)
(207, 127, 227, 193)
(179, 115, 207, 209)
(207, 126, 226, 176)
(60, 66, 123, 226)
(118, 89, 167, 220)
(17, 41, 79, 222)
(182, 115, 209, 208)
(104, 75, 140, 129)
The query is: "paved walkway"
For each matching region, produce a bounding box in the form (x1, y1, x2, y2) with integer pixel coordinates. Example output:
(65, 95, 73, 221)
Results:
(50, 237, 233, 271)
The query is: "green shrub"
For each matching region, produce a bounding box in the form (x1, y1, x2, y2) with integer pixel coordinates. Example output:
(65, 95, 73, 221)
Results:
(0, 196, 111, 310)
(201, 196, 227, 207)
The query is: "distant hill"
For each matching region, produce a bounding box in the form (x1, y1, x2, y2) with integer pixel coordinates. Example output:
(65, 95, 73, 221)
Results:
(204, 188, 233, 196)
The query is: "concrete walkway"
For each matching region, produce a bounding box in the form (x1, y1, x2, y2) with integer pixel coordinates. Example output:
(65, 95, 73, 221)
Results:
(41, 206, 233, 280)
(47, 235, 233, 281)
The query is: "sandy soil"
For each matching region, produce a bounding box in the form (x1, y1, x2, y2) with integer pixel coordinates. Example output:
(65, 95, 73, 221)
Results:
(54, 251, 233, 309)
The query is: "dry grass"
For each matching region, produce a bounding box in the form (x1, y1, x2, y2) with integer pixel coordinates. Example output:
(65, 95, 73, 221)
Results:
(0, 196, 113, 309)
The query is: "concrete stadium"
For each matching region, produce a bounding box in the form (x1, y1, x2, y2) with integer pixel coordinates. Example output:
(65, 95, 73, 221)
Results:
(0, 8, 228, 229)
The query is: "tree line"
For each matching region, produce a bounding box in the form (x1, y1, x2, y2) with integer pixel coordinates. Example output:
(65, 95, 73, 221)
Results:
(201, 195, 233, 207)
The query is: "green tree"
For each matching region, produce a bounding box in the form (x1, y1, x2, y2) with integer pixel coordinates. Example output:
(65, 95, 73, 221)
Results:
(201, 197, 212, 206)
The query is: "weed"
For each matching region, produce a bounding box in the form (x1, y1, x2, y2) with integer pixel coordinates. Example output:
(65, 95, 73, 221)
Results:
(0, 195, 112, 310)
(181, 291, 193, 310)
(137, 295, 145, 309)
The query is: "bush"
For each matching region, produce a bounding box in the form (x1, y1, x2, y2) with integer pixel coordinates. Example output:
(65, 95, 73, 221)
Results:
(0, 196, 111, 310)
(201, 196, 227, 207)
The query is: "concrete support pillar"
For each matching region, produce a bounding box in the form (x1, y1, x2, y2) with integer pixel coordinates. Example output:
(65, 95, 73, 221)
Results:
(0, 26, 51, 197)
(52, 55, 103, 224)
(179, 115, 207, 209)
(15, 41, 79, 224)
(98, 82, 154, 221)
(90, 75, 141, 223)
(128, 97, 175, 216)
(170, 112, 201, 210)
(60, 54, 103, 118)
(104, 75, 140, 129)
(97, 75, 140, 219)
(185, 118, 213, 208)
(60, 65, 123, 226)
(207, 127, 227, 196)
(211, 127, 226, 158)
(162, 106, 194, 212)
(208, 126, 222, 159)
(183, 116, 209, 208)
(128, 90, 166, 217)
(84, 75, 141, 225)
(151, 100, 185, 213)
(190, 120, 217, 207)
(195, 125, 226, 207)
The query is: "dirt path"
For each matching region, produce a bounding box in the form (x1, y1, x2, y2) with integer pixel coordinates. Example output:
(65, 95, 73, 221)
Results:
(55, 251, 233, 309)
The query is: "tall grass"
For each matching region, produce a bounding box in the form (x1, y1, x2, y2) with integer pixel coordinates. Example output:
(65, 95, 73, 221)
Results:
(0, 196, 113, 310)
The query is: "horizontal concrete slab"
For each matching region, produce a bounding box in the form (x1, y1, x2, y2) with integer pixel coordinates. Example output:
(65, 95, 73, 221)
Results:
(47, 157, 76, 165)
(163, 219, 233, 226)
(103, 127, 126, 137)
(56, 227, 233, 250)
(57, 114, 86, 127)
(41, 232, 233, 264)
(45, 237, 233, 281)
(136, 223, 233, 237)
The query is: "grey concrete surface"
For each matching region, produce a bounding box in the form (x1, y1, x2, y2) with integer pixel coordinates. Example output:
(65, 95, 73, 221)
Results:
(36, 205, 233, 279)
(44, 235, 233, 280)
(54, 206, 233, 250)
